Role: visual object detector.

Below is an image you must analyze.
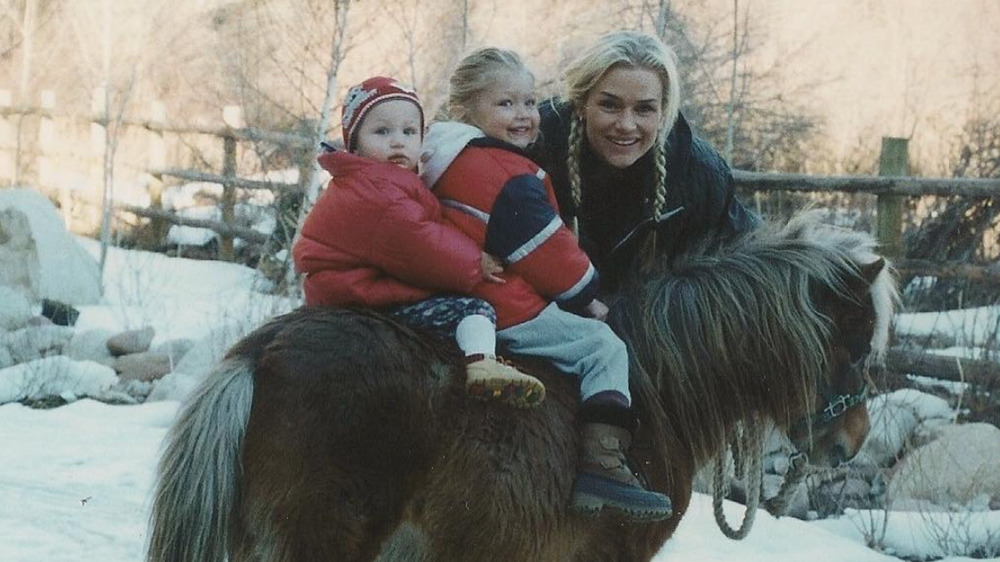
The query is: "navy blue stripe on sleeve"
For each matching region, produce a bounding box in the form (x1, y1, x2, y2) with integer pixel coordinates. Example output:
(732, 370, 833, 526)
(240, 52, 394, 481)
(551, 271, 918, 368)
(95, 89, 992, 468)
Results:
(484, 174, 560, 263)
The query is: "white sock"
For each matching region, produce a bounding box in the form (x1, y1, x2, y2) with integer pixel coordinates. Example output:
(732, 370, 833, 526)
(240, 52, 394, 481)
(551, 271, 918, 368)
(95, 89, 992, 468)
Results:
(455, 314, 496, 358)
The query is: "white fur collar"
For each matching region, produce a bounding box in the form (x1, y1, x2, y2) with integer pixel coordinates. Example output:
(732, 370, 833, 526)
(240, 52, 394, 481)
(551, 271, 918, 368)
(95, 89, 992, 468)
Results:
(420, 122, 485, 188)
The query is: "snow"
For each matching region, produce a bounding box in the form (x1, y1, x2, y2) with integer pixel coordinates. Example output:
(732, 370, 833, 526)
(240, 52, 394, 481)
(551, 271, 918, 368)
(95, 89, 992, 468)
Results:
(0, 188, 102, 305)
(896, 306, 1000, 350)
(0, 357, 117, 403)
(2, 204, 999, 561)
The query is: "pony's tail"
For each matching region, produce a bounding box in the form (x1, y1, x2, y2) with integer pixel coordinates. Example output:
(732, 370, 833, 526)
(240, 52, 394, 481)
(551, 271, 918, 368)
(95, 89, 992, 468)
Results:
(146, 357, 255, 562)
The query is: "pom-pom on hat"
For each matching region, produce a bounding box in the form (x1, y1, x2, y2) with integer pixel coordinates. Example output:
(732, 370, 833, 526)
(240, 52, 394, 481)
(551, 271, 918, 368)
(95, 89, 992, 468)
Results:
(341, 76, 423, 151)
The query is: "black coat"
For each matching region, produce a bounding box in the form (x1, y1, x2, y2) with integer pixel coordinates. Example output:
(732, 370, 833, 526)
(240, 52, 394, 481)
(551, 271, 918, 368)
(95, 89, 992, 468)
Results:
(534, 99, 759, 291)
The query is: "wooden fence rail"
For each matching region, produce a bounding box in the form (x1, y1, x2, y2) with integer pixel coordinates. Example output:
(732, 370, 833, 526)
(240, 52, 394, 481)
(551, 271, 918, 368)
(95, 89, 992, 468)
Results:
(732, 171, 1000, 198)
(148, 168, 301, 192)
(118, 204, 270, 245)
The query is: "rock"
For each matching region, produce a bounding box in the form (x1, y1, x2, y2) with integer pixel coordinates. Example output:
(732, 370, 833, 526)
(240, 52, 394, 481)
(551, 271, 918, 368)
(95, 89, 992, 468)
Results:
(762, 474, 810, 519)
(146, 371, 200, 403)
(887, 423, 1000, 506)
(857, 402, 918, 467)
(106, 326, 155, 356)
(2, 325, 75, 364)
(0, 189, 101, 305)
(822, 477, 872, 501)
(967, 493, 992, 512)
(65, 328, 116, 366)
(97, 385, 143, 405)
(25, 315, 53, 327)
(40, 298, 80, 326)
(912, 418, 952, 448)
(0, 286, 34, 331)
(0, 207, 41, 300)
(857, 389, 955, 468)
(114, 351, 173, 382)
(152, 338, 195, 365)
(0, 356, 117, 404)
(890, 497, 943, 512)
(0, 344, 13, 369)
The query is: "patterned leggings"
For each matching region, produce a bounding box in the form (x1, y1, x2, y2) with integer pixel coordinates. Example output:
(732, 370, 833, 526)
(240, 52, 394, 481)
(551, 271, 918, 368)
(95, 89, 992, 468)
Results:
(387, 295, 496, 340)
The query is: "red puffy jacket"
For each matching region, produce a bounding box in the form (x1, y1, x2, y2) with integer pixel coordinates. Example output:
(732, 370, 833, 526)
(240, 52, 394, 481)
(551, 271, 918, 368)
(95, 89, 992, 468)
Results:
(422, 122, 599, 327)
(293, 150, 485, 309)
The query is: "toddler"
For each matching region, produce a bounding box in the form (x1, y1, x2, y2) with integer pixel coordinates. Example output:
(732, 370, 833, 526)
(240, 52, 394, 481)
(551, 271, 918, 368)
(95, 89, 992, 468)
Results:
(293, 76, 545, 408)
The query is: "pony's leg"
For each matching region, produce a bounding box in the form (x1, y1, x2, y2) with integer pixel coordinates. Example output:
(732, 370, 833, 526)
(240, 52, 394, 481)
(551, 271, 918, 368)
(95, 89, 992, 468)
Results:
(235, 391, 430, 562)
(232, 315, 450, 562)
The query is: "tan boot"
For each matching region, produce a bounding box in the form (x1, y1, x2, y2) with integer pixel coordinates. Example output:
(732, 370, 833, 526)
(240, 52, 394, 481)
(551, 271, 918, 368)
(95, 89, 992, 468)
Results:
(465, 354, 545, 408)
(570, 422, 673, 521)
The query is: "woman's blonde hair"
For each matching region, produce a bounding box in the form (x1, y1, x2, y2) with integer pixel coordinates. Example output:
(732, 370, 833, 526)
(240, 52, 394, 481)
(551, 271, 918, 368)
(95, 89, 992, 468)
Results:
(447, 47, 534, 124)
(562, 31, 682, 219)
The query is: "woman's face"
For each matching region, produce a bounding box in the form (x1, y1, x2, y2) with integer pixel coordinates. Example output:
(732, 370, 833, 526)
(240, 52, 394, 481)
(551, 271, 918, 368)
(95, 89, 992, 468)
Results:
(580, 66, 664, 169)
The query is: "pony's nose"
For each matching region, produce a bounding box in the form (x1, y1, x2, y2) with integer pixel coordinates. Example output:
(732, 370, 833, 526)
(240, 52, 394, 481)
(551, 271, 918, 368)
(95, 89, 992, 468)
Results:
(832, 441, 854, 466)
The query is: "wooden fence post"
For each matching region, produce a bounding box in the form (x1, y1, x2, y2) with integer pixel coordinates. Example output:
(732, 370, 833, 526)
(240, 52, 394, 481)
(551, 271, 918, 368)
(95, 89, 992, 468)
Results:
(0, 89, 12, 185)
(219, 105, 241, 260)
(146, 100, 169, 243)
(876, 137, 908, 258)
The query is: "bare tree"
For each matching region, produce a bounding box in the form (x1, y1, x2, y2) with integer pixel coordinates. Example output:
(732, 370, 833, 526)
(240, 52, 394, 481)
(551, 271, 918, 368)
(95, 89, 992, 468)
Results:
(63, 0, 182, 285)
(0, 0, 60, 185)
(300, 0, 352, 207)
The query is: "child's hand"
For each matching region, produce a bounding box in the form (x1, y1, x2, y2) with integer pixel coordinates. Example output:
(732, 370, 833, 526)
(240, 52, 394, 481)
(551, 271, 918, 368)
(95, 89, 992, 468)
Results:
(583, 299, 609, 322)
(481, 252, 506, 284)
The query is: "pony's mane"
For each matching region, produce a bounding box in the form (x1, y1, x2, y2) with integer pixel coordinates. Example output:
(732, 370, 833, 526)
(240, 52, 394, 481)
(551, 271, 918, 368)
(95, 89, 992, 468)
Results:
(614, 210, 897, 465)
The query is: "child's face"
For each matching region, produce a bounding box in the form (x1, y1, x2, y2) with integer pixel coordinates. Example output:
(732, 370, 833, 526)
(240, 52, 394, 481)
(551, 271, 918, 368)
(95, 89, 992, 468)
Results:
(467, 69, 539, 149)
(354, 99, 423, 170)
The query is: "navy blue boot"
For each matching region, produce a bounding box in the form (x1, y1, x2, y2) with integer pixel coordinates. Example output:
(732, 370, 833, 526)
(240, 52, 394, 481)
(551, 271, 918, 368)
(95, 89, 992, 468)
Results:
(570, 404, 673, 521)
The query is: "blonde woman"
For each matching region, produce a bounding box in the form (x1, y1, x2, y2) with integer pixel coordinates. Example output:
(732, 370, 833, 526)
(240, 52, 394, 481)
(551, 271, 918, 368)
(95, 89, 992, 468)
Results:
(535, 30, 758, 291)
(422, 47, 674, 522)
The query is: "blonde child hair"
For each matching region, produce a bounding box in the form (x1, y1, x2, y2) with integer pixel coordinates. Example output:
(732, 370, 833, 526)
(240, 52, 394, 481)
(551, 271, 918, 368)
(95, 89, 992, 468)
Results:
(562, 31, 682, 219)
(447, 47, 535, 123)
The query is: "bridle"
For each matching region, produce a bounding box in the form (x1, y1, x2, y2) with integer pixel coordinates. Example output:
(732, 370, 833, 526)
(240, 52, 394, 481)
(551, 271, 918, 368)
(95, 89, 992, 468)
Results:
(803, 353, 874, 428)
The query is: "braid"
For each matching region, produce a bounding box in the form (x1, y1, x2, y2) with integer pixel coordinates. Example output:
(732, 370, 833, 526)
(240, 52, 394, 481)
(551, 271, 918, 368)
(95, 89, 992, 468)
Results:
(568, 115, 585, 234)
(652, 129, 668, 217)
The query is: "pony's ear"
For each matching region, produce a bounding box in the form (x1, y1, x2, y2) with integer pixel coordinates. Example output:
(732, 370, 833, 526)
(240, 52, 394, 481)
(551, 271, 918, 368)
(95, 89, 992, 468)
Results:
(859, 258, 886, 284)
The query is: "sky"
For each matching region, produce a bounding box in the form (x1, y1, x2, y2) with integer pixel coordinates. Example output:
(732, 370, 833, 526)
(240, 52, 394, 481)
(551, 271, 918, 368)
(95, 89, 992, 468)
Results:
(1, 199, 999, 561)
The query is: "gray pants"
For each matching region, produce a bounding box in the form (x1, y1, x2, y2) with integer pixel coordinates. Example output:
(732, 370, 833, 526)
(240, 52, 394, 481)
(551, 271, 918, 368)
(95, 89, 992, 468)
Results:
(497, 303, 630, 403)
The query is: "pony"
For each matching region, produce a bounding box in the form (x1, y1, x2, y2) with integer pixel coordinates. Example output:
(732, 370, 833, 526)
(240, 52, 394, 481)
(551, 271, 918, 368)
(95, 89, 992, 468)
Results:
(146, 210, 896, 562)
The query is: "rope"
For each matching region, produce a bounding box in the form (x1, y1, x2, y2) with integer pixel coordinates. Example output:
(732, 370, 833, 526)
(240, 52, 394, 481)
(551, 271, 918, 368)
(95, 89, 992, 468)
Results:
(712, 420, 764, 540)
(763, 451, 810, 517)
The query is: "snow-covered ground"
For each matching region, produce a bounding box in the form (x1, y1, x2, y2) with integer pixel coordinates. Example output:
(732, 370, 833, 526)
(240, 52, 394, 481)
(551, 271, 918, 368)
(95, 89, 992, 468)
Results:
(1, 238, 998, 562)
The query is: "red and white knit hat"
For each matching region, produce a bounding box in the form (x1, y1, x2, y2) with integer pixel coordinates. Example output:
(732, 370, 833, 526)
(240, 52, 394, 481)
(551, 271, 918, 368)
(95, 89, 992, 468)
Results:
(341, 76, 423, 151)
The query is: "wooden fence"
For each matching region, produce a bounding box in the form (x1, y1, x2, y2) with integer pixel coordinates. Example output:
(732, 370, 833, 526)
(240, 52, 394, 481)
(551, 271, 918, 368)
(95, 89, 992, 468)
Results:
(0, 93, 314, 260)
(3, 103, 1000, 384)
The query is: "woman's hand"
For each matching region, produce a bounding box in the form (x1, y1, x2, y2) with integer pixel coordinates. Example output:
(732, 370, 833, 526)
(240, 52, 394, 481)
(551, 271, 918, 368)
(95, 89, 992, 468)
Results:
(583, 298, 609, 322)
(481, 252, 506, 284)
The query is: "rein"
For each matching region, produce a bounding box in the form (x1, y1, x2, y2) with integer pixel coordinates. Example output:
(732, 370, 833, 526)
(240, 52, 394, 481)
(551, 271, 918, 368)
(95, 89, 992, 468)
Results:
(713, 360, 871, 538)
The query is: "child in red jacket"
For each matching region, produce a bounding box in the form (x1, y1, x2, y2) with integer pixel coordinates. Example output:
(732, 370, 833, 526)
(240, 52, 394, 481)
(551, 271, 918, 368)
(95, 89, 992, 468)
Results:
(420, 50, 673, 521)
(293, 76, 544, 408)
